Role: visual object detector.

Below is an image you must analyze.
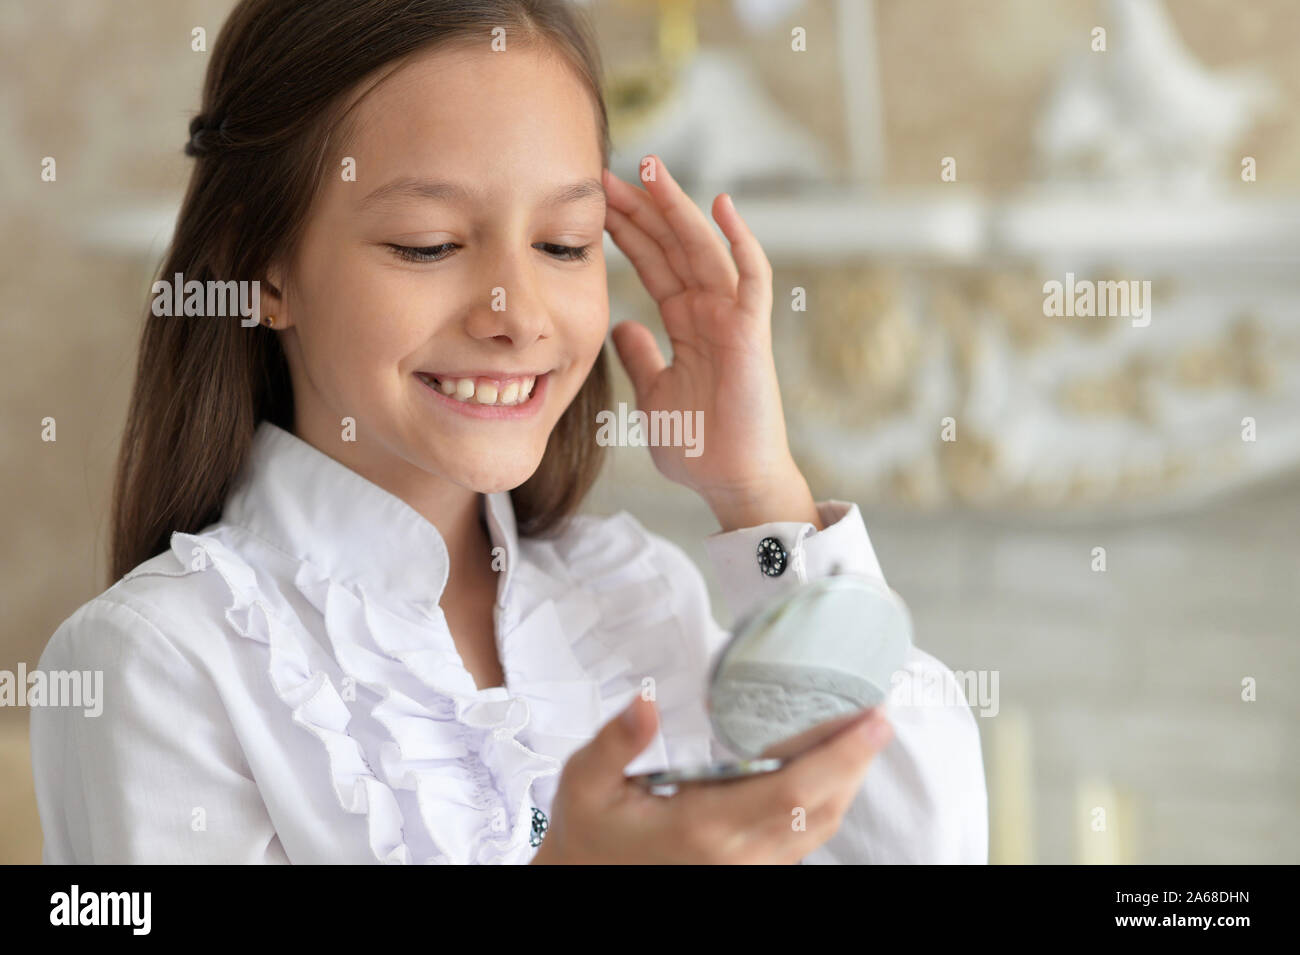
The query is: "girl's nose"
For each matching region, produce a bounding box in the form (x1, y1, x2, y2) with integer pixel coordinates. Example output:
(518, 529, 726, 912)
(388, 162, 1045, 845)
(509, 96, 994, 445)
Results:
(463, 255, 552, 346)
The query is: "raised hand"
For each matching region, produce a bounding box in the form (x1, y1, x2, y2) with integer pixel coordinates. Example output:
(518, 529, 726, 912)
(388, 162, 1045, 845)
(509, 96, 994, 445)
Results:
(602, 156, 821, 531)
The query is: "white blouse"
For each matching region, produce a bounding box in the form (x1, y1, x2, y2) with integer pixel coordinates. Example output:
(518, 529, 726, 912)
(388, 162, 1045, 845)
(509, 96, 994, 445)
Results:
(31, 422, 987, 864)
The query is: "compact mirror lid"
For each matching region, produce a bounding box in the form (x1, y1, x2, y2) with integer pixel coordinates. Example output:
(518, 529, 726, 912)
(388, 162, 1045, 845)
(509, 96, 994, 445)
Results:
(707, 573, 913, 760)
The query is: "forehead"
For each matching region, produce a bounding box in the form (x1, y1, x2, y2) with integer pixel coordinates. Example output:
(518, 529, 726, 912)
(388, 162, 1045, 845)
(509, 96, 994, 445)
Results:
(337, 42, 603, 190)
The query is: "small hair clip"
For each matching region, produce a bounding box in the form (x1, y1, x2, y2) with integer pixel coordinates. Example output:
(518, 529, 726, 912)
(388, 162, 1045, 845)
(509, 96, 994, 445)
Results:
(185, 112, 228, 158)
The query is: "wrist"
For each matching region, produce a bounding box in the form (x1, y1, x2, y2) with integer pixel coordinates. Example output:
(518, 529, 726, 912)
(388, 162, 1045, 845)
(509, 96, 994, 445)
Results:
(702, 464, 822, 533)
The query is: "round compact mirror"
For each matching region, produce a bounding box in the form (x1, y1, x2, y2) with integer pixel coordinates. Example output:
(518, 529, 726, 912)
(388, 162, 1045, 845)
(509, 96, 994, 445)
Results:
(629, 572, 913, 793)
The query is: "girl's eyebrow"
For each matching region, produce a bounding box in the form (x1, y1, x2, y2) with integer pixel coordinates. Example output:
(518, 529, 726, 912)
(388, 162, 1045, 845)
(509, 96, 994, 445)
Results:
(360, 176, 606, 210)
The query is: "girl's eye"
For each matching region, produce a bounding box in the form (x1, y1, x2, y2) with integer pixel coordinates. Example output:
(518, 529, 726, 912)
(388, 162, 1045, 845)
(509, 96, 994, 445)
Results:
(388, 242, 457, 263)
(534, 242, 592, 263)
(386, 242, 592, 264)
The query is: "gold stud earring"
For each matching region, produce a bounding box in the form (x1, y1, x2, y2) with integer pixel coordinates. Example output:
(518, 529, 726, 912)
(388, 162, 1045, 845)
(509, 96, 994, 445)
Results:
(262, 314, 275, 328)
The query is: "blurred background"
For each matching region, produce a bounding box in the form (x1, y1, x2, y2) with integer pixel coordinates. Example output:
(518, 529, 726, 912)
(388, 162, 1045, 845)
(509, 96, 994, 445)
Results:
(2, 0, 1297, 864)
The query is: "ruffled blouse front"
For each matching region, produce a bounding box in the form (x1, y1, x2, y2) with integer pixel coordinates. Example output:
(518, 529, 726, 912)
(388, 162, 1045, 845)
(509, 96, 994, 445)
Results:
(30, 422, 988, 864)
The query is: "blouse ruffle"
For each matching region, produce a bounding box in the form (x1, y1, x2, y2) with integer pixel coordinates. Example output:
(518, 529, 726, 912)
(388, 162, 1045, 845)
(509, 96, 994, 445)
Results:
(157, 508, 714, 865)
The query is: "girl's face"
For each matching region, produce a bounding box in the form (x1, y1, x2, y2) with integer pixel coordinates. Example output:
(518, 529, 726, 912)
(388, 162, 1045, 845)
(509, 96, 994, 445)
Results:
(272, 43, 608, 496)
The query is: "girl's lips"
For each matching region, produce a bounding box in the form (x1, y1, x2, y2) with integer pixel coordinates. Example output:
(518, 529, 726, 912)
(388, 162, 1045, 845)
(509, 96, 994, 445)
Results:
(415, 369, 549, 419)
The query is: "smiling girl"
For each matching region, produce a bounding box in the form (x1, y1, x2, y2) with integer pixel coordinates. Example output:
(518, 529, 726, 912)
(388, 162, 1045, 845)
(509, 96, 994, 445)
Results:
(30, 0, 987, 864)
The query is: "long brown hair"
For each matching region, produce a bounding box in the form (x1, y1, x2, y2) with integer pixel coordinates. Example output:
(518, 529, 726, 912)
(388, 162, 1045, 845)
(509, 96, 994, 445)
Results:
(111, 0, 612, 582)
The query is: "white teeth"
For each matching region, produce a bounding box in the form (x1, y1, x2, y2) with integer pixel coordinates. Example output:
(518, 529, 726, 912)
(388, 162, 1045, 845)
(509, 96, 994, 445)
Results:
(422, 373, 541, 406)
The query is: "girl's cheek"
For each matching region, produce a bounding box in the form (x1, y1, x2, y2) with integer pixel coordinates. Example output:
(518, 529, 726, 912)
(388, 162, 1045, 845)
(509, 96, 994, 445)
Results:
(321, 279, 420, 359)
(567, 281, 608, 333)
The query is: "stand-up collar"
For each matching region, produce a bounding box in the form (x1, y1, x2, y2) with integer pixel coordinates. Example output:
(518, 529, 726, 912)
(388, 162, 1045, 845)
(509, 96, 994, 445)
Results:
(222, 422, 521, 612)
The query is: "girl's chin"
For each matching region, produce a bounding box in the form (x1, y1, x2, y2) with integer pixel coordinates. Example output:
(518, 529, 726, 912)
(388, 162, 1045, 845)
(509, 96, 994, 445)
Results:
(433, 455, 544, 494)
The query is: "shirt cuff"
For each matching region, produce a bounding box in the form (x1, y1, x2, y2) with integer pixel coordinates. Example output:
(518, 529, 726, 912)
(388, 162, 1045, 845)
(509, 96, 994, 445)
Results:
(702, 500, 886, 626)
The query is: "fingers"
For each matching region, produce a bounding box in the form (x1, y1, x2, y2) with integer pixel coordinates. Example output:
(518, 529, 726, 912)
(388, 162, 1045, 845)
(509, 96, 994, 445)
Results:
(639, 156, 740, 295)
(603, 159, 741, 298)
(604, 203, 685, 304)
(678, 709, 891, 840)
(782, 708, 893, 795)
(758, 708, 873, 760)
(610, 320, 667, 400)
(746, 712, 894, 861)
(603, 167, 695, 293)
(569, 695, 662, 803)
(711, 192, 773, 316)
(776, 710, 892, 830)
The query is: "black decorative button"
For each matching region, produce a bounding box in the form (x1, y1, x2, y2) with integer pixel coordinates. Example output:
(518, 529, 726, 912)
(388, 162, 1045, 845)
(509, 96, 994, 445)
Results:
(529, 806, 548, 847)
(756, 536, 788, 577)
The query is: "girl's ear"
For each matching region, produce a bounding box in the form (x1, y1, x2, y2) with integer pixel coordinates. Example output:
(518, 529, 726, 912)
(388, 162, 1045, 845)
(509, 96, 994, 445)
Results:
(260, 264, 294, 328)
